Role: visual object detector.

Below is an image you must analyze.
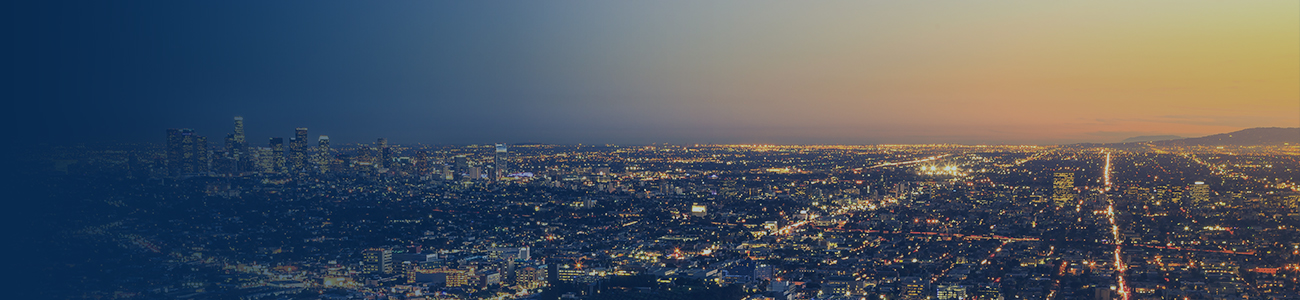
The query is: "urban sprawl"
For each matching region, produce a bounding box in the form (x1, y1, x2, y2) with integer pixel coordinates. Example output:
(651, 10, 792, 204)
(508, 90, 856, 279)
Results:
(29, 117, 1300, 300)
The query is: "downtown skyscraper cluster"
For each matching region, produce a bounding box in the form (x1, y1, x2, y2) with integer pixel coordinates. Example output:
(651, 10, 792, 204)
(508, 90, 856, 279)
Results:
(164, 117, 511, 181)
(166, 117, 329, 177)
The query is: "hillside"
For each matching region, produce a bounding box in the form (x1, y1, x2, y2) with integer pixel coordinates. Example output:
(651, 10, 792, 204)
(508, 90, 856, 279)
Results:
(1153, 127, 1299, 146)
(1121, 135, 1183, 143)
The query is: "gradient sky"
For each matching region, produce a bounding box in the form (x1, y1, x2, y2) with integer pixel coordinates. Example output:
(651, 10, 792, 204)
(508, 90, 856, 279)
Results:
(10, 1, 1298, 145)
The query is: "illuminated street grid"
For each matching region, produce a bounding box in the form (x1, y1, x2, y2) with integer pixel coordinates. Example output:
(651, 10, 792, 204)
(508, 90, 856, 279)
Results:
(26, 141, 1300, 299)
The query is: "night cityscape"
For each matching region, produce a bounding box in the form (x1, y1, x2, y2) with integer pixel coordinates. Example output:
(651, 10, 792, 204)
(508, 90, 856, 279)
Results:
(7, 2, 1299, 300)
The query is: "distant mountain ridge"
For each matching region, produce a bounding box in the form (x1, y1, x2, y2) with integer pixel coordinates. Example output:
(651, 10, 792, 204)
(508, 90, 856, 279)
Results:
(1152, 127, 1299, 146)
(1121, 135, 1183, 143)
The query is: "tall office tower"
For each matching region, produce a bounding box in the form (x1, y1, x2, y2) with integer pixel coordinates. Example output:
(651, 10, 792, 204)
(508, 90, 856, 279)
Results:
(377, 138, 391, 168)
(223, 134, 238, 158)
(1053, 172, 1075, 207)
(231, 117, 250, 172)
(189, 132, 209, 174)
(219, 133, 239, 175)
(414, 150, 431, 175)
(233, 117, 245, 144)
(317, 136, 331, 173)
(1188, 181, 1210, 206)
(289, 128, 308, 172)
(166, 129, 183, 174)
(494, 143, 508, 180)
(256, 147, 276, 174)
(362, 248, 393, 274)
(467, 167, 482, 180)
(454, 155, 469, 172)
(355, 144, 373, 166)
(166, 128, 209, 176)
(269, 138, 285, 173)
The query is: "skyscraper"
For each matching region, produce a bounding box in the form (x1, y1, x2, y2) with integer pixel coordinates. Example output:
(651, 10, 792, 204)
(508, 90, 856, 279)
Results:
(356, 144, 373, 167)
(453, 155, 469, 180)
(377, 138, 391, 168)
(454, 155, 469, 171)
(233, 117, 245, 144)
(166, 129, 183, 173)
(219, 133, 239, 176)
(1189, 181, 1210, 206)
(269, 137, 285, 173)
(256, 147, 275, 174)
(166, 128, 209, 176)
(494, 143, 508, 180)
(1053, 172, 1075, 207)
(290, 128, 308, 172)
(317, 135, 331, 173)
(415, 150, 432, 176)
(467, 166, 481, 180)
(223, 133, 238, 158)
(231, 117, 249, 173)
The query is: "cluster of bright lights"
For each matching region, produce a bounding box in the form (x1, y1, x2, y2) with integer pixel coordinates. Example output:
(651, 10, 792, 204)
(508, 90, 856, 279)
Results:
(917, 165, 965, 176)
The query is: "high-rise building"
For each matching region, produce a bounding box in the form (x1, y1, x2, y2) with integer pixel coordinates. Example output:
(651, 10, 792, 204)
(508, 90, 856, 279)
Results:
(377, 138, 391, 168)
(222, 133, 239, 174)
(454, 155, 469, 180)
(317, 135, 331, 173)
(467, 167, 481, 180)
(454, 155, 469, 170)
(232, 117, 245, 144)
(166, 128, 183, 170)
(290, 128, 308, 172)
(355, 144, 373, 167)
(494, 143, 508, 180)
(231, 117, 250, 173)
(1188, 181, 1210, 206)
(269, 137, 285, 173)
(362, 248, 393, 274)
(255, 147, 275, 173)
(166, 128, 209, 176)
(415, 150, 432, 175)
(1053, 172, 1075, 207)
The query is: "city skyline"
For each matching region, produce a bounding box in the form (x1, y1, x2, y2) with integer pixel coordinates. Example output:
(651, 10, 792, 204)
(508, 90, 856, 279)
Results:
(12, 1, 1298, 145)
(22, 136, 1300, 299)
(163, 115, 1300, 148)
(9, 2, 1300, 299)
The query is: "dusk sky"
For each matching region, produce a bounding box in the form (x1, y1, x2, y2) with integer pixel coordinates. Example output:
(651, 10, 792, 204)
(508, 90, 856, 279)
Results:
(11, 1, 1298, 145)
